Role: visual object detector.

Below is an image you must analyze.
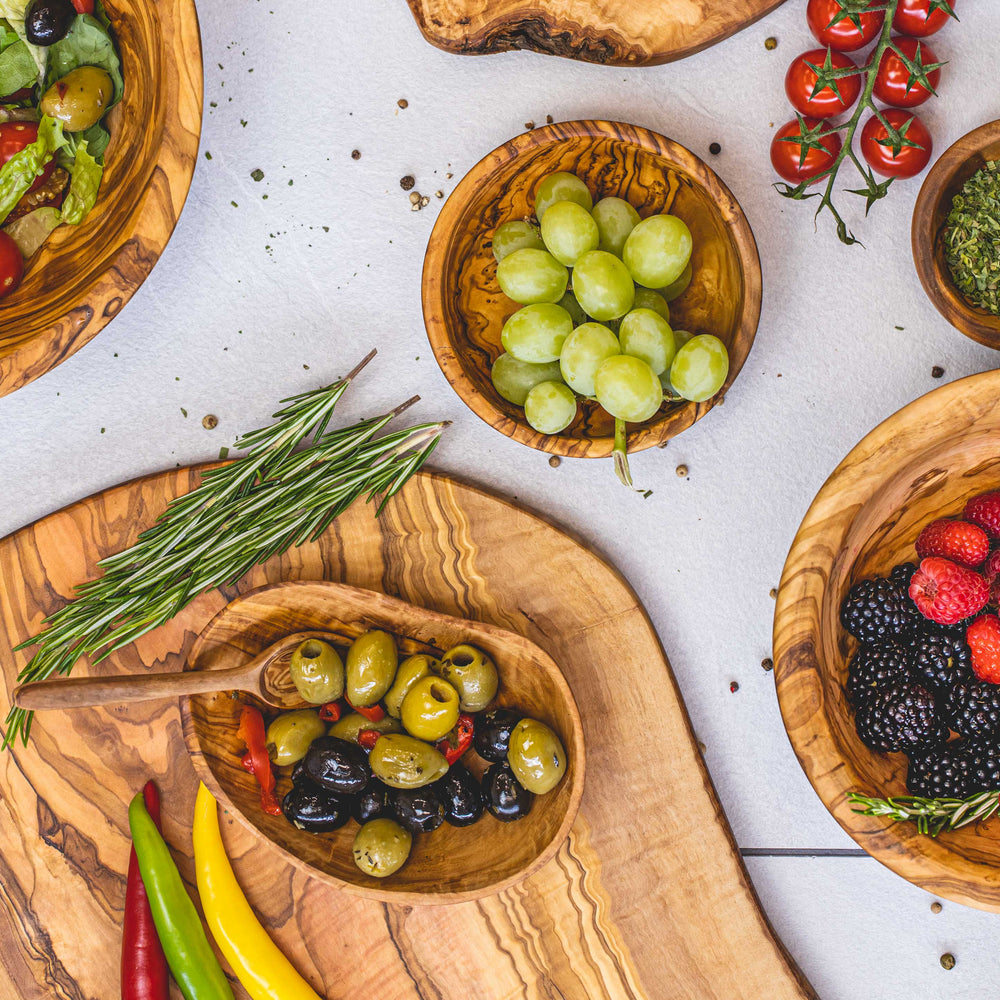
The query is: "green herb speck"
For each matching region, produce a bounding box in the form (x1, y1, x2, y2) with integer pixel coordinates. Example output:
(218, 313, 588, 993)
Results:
(219, 446, 230, 460)
(945, 160, 1000, 316)
(251, 168, 264, 182)
(180, 408, 187, 417)
(204, 151, 212, 160)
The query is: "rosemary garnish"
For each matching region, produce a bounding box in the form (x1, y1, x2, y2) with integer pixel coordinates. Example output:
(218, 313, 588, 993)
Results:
(4, 351, 446, 748)
(943, 160, 1000, 316)
(848, 789, 1000, 836)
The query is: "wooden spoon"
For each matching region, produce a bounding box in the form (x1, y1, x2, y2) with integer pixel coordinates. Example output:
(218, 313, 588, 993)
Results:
(12, 631, 336, 712)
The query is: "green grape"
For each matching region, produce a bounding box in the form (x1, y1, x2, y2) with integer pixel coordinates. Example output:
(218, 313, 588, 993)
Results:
(591, 197, 640, 257)
(559, 322, 620, 396)
(492, 220, 544, 261)
(572, 250, 635, 321)
(496, 248, 568, 304)
(540, 201, 599, 266)
(491, 353, 563, 405)
(672, 328, 694, 351)
(501, 303, 573, 363)
(632, 287, 670, 322)
(593, 355, 663, 423)
(535, 172, 593, 222)
(524, 380, 577, 434)
(660, 261, 693, 302)
(618, 308, 676, 376)
(558, 290, 588, 326)
(622, 215, 693, 289)
(669, 334, 729, 402)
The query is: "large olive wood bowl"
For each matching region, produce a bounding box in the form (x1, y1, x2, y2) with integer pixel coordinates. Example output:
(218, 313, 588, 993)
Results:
(422, 120, 762, 458)
(912, 119, 1000, 350)
(0, 0, 203, 398)
(773, 369, 1000, 911)
(182, 580, 585, 904)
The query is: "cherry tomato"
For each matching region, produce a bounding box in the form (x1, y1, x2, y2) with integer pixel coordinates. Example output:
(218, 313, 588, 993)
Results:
(785, 48, 862, 119)
(873, 36, 941, 108)
(893, 0, 955, 37)
(70, 0, 94, 11)
(0, 231, 24, 300)
(860, 109, 933, 178)
(807, 0, 885, 51)
(771, 117, 842, 186)
(0, 122, 55, 194)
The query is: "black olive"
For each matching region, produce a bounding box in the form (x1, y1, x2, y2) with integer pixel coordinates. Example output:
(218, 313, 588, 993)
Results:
(390, 786, 445, 833)
(291, 757, 308, 783)
(25, 0, 75, 46)
(482, 762, 533, 822)
(434, 764, 483, 827)
(282, 780, 352, 832)
(473, 708, 521, 762)
(351, 778, 391, 824)
(303, 736, 371, 795)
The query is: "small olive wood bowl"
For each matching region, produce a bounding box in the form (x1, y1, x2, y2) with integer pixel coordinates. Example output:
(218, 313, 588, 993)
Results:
(181, 580, 586, 905)
(773, 369, 1000, 911)
(0, 0, 203, 398)
(422, 120, 762, 458)
(912, 119, 1000, 350)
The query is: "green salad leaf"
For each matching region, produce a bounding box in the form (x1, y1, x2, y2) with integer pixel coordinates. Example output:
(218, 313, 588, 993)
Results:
(60, 137, 100, 223)
(0, 21, 38, 96)
(0, 4, 44, 81)
(3, 204, 59, 255)
(46, 14, 123, 105)
(0, 114, 65, 224)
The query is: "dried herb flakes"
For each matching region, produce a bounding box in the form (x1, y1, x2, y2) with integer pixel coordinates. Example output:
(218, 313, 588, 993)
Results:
(944, 160, 1000, 316)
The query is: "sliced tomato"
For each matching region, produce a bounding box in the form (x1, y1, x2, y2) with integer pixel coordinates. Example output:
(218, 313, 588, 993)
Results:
(70, 0, 95, 13)
(771, 117, 842, 186)
(860, 109, 933, 178)
(0, 122, 55, 194)
(873, 36, 941, 108)
(0, 231, 24, 300)
(785, 48, 862, 119)
(807, 0, 885, 51)
(893, 0, 955, 37)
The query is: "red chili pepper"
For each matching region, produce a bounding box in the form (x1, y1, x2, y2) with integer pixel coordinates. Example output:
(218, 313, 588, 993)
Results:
(121, 780, 170, 1000)
(357, 729, 381, 751)
(237, 705, 282, 816)
(436, 713, 475, 765)
(346, 698, 385, 722)
(318, 701, 342, 723)
(70, 0, 95, 13)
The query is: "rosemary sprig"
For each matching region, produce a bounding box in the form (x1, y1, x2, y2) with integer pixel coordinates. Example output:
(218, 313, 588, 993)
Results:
(848, 789, 1000, 836)
(4, 351, 446, 748)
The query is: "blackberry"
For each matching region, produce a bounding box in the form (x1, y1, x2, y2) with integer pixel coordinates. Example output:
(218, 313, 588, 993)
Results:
(962, 738, 1000, 795)
(846, 642, 912, 706)
(909, 633, 974, 692)
(854, 678, 948, 752)
(890, 562, 918, 590)
(841, 576, 920, 644)
(945, 679, 1000, 740)
(907, 744, 971, 798)
(919, 615, 976, 639)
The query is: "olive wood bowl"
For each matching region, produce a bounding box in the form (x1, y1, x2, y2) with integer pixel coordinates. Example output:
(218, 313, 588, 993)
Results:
(0, 0, 203, 397)
(181, 580, 586, 904)
(422, 120, 762, 458)
(773, 369, 1000, 910)
(912, 119, 1000, 349)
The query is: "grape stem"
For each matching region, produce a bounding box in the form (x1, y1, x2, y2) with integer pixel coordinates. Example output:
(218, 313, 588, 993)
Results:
(613, 417, 636, 489)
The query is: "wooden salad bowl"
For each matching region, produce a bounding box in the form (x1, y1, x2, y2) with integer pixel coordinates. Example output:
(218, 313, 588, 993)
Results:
(773, 369, 1000, 910)
(182, 580, 586, 904)
(0, 0, 203, 398)
(912, 119, 1000, 350)
(422, 120, 762, 459)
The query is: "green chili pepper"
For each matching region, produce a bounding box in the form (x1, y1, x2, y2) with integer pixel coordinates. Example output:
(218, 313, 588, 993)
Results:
(127, 792, 235, 1000)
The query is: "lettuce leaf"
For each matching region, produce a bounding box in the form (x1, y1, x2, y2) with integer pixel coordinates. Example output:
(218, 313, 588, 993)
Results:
(0, 32, 37, 95)
(60, 137, 100, 223)
(0, 3, 45, 82)
(0, 114, 65, 224)
(45, 14, 122, 105)
(3, 204, 59, 255)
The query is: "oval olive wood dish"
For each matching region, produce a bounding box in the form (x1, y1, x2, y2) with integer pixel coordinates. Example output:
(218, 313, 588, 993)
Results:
(422, 120, 762, 459)
(0, 0, 203, 398)
(182, 580, 586, 904)
(773, 369, 1000, 911)
(912, 119, 1000, 350)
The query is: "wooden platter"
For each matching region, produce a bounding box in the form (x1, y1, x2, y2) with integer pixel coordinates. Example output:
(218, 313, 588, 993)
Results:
(0, 466, 815, 998)
(405, 0, 788, 66)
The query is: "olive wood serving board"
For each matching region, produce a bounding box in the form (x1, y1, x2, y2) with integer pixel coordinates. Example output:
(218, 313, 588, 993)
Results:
(405, 0, 787, 66)
(0, 467, 815, 999)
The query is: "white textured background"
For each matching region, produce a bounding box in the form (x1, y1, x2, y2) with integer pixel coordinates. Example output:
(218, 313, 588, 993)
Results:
(2, 1, 999, 996)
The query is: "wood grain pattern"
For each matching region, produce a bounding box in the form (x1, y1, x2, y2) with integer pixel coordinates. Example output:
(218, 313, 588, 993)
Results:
(912, 119, 1000, 350)
(405, 0, 788, 66)
(773, 369, 1000, 911)
(0, 0, 203, 398)
(422, 120, 762, 459)
(0, 467, 815, 998)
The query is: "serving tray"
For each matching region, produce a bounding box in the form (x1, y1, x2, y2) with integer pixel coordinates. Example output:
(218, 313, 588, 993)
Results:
(0, 467, 815, 999)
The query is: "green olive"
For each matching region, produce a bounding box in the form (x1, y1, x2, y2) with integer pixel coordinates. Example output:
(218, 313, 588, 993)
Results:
(400, 675, 460, 742)
(369, 733, 449, 788)
(352, 818, 412, 878)
(507, 717, 567, 794)
(435, 644, 498, 712)
(289, 639, 344, 704)
(265, 710, 326, 766)
(346, 630, 397, 707)
(384, 654, 439, 718)
(39, 66, 114, 133)
(328, 711, 402, 743)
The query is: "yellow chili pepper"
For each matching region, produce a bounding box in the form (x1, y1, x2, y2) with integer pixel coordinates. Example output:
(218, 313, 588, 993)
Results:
(192, 782, 322, 1000)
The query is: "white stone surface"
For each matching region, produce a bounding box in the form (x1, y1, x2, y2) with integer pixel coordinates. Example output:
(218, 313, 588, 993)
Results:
(1, 0, 998, 994)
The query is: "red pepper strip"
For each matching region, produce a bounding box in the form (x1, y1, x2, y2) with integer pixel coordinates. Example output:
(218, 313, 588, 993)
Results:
(70, 0, 95, 13)
(437, 713, 475, 765)
(121, 780, 170, 1000)
(346, 698, 385, 722)
(237, 705, 282, 816)
(357, 729, 381, 751)
(240, 751, 255, 774)
(318, 701, 342, 723)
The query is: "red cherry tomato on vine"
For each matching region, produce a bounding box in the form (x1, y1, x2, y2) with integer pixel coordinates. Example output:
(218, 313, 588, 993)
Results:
(893, 0, 955, 37)
(807, 0, 885, 51)
(771, 117, 842, 186)
(0, 122, 55, 194)
(860, 109, 933, 178)
(873, 36, 941, 108)
(0, 232, 24, 301)
(785, 48, 862, 119)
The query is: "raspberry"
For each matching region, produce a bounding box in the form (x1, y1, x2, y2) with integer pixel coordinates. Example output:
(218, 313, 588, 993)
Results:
(915, 519, 990, 568)
(982, 549, 1000, 585)
(965, 492, 1000, 538)
(966, 614, 1000, 684)
(909, 557, 989, 625)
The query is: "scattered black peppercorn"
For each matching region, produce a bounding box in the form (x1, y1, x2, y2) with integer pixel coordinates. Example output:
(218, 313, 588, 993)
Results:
(400, 175, 415, 191)
(351, 149, 361, 160)
(931, 366, 944, 378)
(709, 142, 721, 155)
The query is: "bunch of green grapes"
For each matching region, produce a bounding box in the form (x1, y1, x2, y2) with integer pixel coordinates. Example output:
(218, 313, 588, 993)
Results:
(489, 171, 729, 442)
